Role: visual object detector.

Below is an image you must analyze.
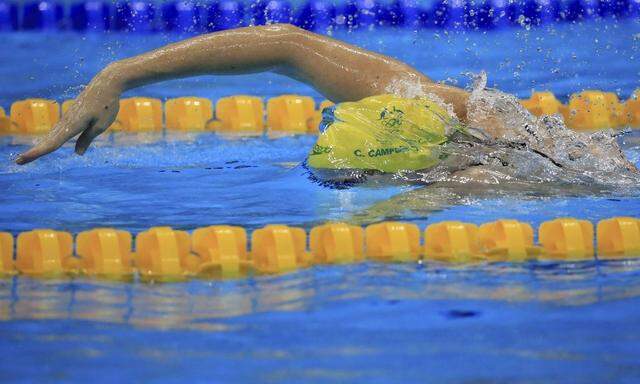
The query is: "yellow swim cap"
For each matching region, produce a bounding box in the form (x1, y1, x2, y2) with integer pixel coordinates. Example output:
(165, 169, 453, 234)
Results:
(307, 94, 456, 174)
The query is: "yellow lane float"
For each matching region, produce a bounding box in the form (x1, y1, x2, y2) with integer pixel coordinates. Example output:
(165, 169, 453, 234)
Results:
(477, 220, 539, 262)
(310, 222, 364, 264)
(538, 218, 594, 261)
(267, 95, 315, 134)
(76, 228, 134, 278)
(213, 95, 264, 133)
(251, 224, 309, 274)
(113, 97, 163, 132)
(365, 221, 421, 262)
(597, 217, 640, 260)
(10, 99, 60, 134)
(520, 91, 563, 117)
(135, 226, 196, 281)
(16, 229, 75, 276)
(0, 232, 14, 275)
(191, 225, 250, 277)
(165, 97, 213, 131)
(424, 221, 481, 263)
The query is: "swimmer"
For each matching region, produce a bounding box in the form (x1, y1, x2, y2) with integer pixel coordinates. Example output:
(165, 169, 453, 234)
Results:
(14, 24, 639, 187)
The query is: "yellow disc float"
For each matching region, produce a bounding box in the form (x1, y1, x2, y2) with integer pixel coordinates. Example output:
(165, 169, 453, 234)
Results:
(16, 229, 75, 276)
(267, 94, 316, 134)
(477, 219, 539, 262)
(520, 91, 563, 117)
(597, 217, 640, 259)
(538, 218, 594, 261)
(191, 225, 250, 278)
(76, 228, 134, 278)
(214, 95, 265, 133)
(10, 99, 60, 134)
(165, 97, 213, 131)
(365, 221, 421, 262)
(135, 226, 195, 281)
(251, 224, 309, 274)
(424, 221, 480, 263)
(310, 222, 364, 264)
(0, 232, 14, 275)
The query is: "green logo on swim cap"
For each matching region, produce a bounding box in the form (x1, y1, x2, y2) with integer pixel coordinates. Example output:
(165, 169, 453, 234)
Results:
(311, 144, 331, 156)
(378, 106, 404, 129)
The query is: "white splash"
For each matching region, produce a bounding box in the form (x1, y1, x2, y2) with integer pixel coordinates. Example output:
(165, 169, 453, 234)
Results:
(445, 72, 640, 186)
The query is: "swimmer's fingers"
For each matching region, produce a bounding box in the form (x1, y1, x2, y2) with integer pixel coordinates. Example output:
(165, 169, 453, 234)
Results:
(75, 100, 119, 155)
(74, 117, 112, 155)
(15, 114, 93, 165)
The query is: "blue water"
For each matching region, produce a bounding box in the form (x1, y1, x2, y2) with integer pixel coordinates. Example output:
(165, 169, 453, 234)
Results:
(1, 20, 640, 382)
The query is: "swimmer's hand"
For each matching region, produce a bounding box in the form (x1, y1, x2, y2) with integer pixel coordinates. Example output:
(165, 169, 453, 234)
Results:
(15, 68, 121, 165)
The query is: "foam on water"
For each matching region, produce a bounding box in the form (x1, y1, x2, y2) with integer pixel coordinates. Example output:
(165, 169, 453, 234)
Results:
(405, 72, 640, 189)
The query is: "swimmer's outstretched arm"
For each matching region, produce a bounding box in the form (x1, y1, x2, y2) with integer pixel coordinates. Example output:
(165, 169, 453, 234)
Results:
(16, 23, 470, 164)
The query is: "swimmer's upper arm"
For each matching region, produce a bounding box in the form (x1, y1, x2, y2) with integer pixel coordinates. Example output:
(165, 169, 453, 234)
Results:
(275, 24, 469, 118)
(277, 24, 432, 102)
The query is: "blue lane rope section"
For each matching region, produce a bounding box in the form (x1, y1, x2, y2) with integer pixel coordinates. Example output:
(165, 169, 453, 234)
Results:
(0, 0, 638, 33)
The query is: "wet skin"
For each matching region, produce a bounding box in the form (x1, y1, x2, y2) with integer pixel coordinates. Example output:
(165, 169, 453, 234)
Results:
(14, 24, 474, 165)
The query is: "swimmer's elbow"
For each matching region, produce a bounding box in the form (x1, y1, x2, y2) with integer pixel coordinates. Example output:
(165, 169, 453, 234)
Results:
(96, 61, 125, 83)
(260, 23, 313, 47)
(262, 23, 303, 35)
(259, 24, 313, 64)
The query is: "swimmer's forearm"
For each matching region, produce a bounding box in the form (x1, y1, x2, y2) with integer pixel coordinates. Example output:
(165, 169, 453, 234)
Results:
(103, 25, 295, 92)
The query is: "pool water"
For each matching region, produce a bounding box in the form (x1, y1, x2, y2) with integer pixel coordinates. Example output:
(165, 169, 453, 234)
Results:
(1, 19, 640, 382)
